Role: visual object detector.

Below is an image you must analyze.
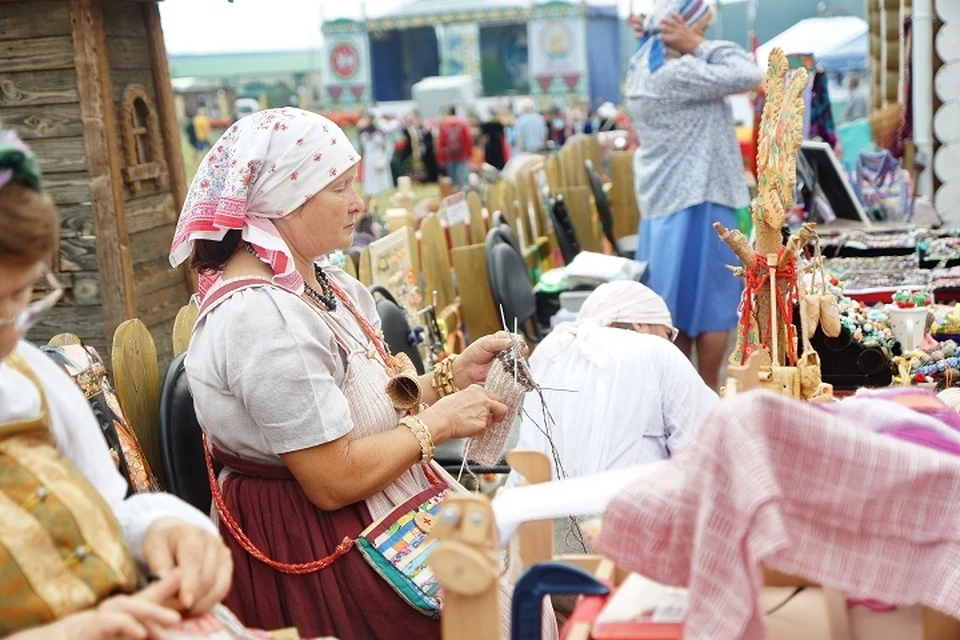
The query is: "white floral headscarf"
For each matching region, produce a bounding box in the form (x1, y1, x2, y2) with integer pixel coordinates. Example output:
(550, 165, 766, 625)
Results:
(169, 108, 360, 300)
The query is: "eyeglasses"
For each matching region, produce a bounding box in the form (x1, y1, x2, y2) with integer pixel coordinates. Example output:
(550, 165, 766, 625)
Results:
(0, 271, 63, 333)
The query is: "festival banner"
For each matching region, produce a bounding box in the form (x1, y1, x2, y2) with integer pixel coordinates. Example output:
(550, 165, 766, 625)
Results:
(528, 16, 588, 104)
(321, 24, 372, 112)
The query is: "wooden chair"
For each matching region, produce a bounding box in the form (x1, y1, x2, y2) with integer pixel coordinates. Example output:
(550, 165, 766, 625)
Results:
(420, 214, 457, 312)
(446, 212, 471, 254)
(558, 186, 600, 254)
(467, 191, 488, 243)
(172, 302, 198, 357)
(609, 151, 641, 243)
(48, 333, 82, 347)
(341, 254, 358, 279)
(450, 244, 501, 341)
(112, 318, 163, 485)
(544, 154, 563, 194)
(358, 246, 373, 286)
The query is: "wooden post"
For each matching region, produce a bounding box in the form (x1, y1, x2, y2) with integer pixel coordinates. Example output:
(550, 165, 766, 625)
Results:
(69, 0, 136, 344)
(430, 494, 501, 640)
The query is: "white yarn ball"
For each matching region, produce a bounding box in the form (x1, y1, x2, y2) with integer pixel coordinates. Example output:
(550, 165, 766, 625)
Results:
(937, 387, 960, 412)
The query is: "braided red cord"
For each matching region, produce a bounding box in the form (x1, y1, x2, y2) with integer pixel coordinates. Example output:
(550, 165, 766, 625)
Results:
(737, 247, 799, 365)
(325, 276, 395, 369)
(203, 434, 353, 574)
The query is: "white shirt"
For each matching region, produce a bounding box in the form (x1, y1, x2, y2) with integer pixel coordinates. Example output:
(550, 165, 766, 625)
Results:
(0, 341, 216, 564)
(506, 330, 717, 487)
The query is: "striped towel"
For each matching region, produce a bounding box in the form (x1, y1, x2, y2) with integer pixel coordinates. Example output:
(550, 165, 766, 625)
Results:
(597, 390, 960, 639)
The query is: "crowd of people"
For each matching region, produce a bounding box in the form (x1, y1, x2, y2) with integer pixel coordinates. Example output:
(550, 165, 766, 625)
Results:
(5, 0, 951, 639)
(348, 97, 629, 194)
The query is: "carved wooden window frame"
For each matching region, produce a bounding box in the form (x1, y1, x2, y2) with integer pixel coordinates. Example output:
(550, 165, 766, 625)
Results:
(119, 84, 168, 194)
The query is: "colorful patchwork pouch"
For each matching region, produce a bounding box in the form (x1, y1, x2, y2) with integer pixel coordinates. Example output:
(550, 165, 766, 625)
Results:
(355, 472, 449, 618)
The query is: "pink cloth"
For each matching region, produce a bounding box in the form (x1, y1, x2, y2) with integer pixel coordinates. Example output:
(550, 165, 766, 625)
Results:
(597, 390, 960, 640)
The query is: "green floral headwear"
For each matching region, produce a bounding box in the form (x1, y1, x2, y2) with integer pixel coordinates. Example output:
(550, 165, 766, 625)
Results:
(0, 129, 42, 191)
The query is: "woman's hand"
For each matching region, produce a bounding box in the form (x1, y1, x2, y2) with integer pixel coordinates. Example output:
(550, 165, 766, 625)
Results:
(420, 385, 509, 442)
(628, 13, 646, 38)
(142, 518, 233, 614)
(453, 332, 527, 389)
(658, 13, 705, 55)
(6, 573, 183, 640)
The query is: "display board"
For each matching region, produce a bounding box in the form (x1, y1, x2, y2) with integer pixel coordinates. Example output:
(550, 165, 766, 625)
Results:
(799, 141, 871, 224)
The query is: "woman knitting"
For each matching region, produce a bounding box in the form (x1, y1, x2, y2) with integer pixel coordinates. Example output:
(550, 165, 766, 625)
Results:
(172, 108, 556, 639)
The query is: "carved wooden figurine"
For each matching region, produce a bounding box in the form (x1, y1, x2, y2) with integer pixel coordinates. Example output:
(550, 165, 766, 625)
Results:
(718, 49, 832, 401)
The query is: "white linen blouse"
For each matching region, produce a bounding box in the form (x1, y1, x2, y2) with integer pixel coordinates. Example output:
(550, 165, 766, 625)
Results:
(185, 268, 381, 464)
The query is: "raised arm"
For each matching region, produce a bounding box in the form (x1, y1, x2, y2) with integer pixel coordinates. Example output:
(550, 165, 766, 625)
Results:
(661, 41, 764, 102)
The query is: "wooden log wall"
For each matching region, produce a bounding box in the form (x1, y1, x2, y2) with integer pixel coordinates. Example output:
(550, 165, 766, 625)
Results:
(0, 1, 109, 354)
(102, 1, 189, 369)
(868, 0, 883, 111)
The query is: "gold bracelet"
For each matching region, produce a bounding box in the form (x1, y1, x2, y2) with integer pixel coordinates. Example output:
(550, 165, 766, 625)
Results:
(431, 354, 460, 399)
(400, 415, 435, 464)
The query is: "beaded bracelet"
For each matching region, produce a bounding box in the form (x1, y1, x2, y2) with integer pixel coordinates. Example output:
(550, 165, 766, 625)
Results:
(400, 415, 435, 464)
(431, 354, 460, 399)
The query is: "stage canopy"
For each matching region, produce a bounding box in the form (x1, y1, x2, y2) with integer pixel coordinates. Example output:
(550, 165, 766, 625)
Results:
(757, 17, 868, 74)
(322, 1, 621, 111)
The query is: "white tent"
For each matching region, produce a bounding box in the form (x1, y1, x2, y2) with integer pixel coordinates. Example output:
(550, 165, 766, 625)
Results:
(756, 17, 868, 73)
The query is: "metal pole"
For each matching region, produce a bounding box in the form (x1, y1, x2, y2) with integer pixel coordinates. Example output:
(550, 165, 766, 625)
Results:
(913, 0, 934, 199)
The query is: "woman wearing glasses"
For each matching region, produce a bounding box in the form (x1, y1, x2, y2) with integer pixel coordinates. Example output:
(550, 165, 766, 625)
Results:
(0, 130, 233, 639)
(506, 281, 717, 488)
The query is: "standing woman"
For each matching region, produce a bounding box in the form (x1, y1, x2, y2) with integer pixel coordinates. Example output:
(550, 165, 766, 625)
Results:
(628, 0, 763, 389)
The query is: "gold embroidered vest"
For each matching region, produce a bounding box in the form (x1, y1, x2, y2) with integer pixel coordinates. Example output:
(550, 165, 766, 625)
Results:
(0, 353, 137, 635)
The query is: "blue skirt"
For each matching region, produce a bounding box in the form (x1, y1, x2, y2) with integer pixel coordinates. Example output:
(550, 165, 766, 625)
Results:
(635, 202, 742, 337)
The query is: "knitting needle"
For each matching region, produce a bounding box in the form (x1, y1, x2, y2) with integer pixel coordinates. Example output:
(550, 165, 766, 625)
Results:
(513, 318, 519, 383)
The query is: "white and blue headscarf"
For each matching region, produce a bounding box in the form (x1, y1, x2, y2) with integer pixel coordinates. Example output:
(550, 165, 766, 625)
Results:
(636, 0, 714, 72)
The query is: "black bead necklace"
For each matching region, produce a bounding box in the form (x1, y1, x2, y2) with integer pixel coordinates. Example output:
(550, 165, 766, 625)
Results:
(245, 242, 337, 311)
(306, 265, 337, 311)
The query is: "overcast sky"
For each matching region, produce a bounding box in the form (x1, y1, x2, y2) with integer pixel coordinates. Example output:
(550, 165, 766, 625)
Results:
(159, 0, 408, 55)
(158, 0, 662, 55)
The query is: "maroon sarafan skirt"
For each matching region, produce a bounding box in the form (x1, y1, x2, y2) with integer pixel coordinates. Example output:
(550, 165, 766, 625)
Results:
(214, 449, 441, 639)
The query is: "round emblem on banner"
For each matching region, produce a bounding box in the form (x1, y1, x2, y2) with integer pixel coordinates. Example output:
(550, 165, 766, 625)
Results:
(540, 20, 573, 60)
(330, 42, 360, 80)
